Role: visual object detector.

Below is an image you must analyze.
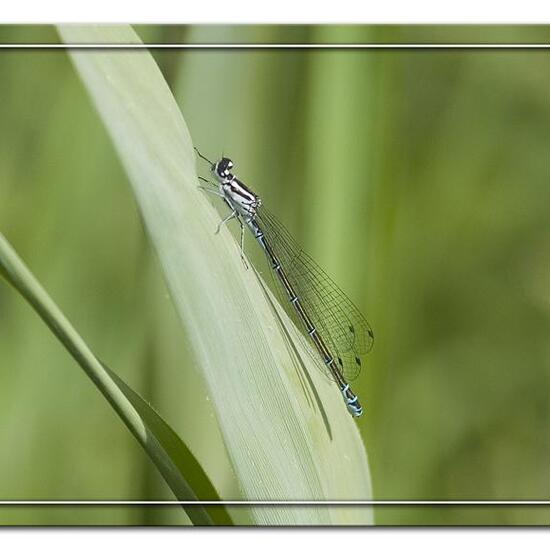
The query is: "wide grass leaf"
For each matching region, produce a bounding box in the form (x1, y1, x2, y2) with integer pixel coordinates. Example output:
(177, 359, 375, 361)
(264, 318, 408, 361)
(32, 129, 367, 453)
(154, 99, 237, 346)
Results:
(58, 24, 373, 525)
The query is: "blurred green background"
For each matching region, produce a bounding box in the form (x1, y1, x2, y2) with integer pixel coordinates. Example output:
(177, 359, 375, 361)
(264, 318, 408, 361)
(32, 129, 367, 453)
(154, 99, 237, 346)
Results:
(1, 24, 550, 525)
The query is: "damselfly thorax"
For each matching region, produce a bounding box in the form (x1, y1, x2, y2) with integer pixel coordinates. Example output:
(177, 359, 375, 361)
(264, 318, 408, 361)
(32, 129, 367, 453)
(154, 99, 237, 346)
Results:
(212, 157, 261, 221)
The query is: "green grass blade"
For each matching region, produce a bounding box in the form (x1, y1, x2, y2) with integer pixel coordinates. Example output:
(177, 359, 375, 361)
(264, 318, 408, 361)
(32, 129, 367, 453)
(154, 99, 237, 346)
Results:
(103, 365, 233, 525)
(58, 24, 372, 525)
(0, 232, 229, 526)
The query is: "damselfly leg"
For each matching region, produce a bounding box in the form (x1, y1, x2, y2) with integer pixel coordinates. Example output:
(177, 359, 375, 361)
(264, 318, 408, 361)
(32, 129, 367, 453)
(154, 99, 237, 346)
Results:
(215, 210, 238, 234)
(198, 172, 249, 268)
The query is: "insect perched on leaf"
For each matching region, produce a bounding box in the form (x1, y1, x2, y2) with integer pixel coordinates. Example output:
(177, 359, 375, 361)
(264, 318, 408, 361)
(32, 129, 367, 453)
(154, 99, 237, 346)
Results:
(196, 149, 374, 417)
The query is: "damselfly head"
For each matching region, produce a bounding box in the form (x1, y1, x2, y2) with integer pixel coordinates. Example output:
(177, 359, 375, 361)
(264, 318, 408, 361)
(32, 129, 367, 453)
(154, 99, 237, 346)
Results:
(213, 157, 234, 181)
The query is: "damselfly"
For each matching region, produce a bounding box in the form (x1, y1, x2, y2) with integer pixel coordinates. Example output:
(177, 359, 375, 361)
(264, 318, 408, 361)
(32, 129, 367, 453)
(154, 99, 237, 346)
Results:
(196, 149, 374, 418)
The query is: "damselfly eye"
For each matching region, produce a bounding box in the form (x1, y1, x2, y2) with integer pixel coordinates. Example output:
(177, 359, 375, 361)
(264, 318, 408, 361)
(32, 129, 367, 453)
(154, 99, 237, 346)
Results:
(215, 157, 234, 178)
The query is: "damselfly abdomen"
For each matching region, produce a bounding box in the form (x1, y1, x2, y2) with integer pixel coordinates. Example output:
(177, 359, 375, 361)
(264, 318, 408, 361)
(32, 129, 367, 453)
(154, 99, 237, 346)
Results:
(196, 149, 374, 418)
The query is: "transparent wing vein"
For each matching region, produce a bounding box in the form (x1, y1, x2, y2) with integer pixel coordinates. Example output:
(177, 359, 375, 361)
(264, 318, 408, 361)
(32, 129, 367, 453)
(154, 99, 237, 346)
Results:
(254, 207, 374, 382)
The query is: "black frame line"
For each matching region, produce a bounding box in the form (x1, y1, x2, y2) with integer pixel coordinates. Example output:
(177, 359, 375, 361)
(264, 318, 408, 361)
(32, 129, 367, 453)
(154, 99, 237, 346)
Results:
(3, 43, 550, 49)
(1, 36, 544, 507)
